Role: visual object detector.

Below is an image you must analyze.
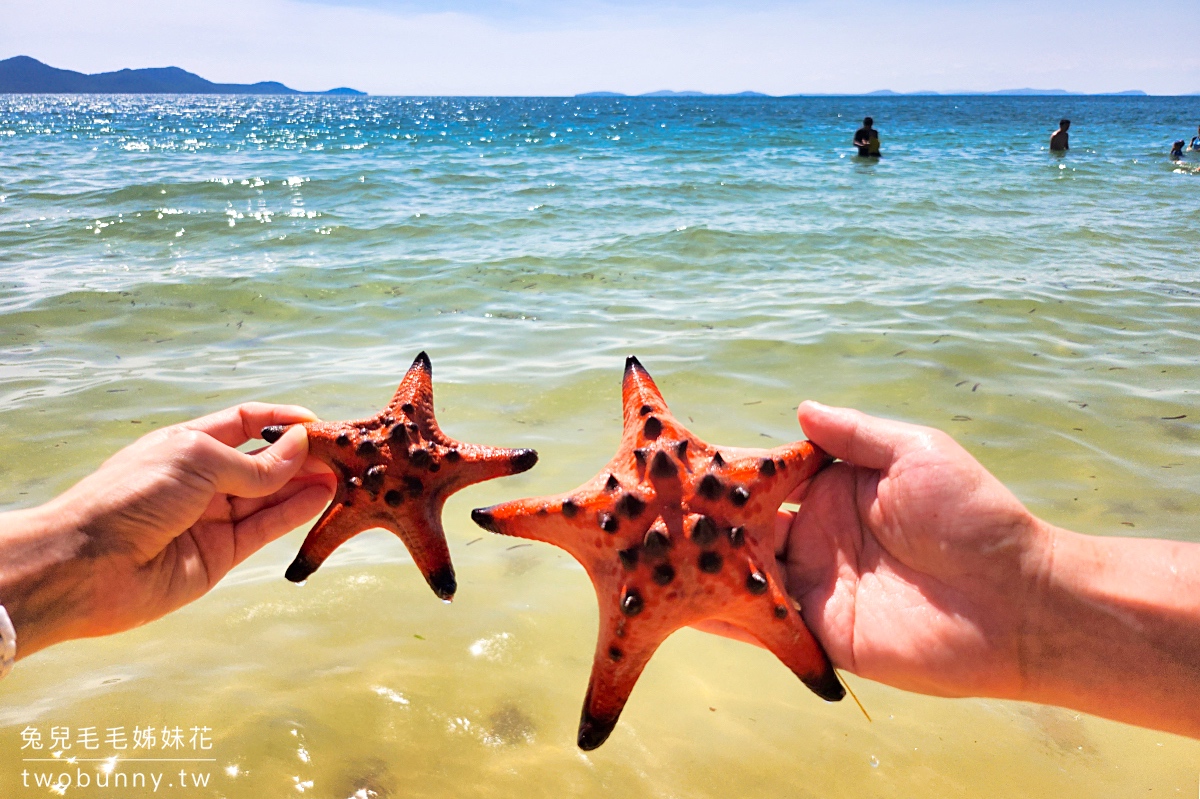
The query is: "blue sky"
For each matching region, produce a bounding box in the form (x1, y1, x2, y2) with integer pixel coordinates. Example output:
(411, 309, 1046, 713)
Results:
(3, 0, 1198, 95)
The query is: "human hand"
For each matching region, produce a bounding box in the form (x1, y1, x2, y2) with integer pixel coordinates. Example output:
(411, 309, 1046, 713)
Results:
(701, 402, 1051, 701)
(776, 401, 1052, 699)
(0, 404, 335, 659)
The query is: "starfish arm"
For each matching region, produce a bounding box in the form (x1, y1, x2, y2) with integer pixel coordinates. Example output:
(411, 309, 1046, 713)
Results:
(440, 444, 539, 489)
(376, 502, 457, 601)
(286, 491, 363, 582)
(385, 351, 462, 451)
(714, 440, 832, 509)
(757, 439, 832, 502)
(471, 495, 577, 544)
(471, 482, 634, 564)
(620, 356, 673, 448)
(715, 571, 844, 702)
(385, 351, 435, 418)
(302, 421, 363, 461)
(577, 600, 674, 750)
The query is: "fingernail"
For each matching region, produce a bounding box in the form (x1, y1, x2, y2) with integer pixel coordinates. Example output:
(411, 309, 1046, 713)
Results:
(803, 400, 830, 413)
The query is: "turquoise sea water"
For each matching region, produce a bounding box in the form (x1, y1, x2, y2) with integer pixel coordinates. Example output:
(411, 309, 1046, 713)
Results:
(1, 95, 1199, 796)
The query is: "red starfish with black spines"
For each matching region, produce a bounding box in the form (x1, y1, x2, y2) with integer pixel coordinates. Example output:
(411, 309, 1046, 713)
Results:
(261, 351, 538, 600)
(471, 356, 843, 749)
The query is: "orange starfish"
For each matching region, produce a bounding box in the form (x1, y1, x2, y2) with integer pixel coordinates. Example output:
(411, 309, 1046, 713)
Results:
(471, 356, 843, 749)
(261, 351, 538, 600)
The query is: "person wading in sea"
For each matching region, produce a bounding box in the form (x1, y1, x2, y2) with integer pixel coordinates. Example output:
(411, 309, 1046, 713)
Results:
(853, 117, 881, 157)
(1050, 119, 1070, 152)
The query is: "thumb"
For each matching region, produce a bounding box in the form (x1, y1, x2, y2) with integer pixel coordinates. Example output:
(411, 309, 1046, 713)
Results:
(192, 424, 311, 499)
(797, 401, 913, 471)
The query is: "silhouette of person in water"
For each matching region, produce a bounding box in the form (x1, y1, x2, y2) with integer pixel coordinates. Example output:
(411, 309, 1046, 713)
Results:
(853, 117, 880, 157)
(1050, 119, 1070, 152)
(1190, 125, 1200, 151)
(1171, 140, 1185, 160)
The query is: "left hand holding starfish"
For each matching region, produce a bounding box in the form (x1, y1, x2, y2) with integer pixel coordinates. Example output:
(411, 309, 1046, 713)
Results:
(0, 403, 335, 660)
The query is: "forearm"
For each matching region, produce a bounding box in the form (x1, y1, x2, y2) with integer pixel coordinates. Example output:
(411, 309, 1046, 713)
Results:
(0, 501, 93, 660)
(1022, 522, 1200, 737)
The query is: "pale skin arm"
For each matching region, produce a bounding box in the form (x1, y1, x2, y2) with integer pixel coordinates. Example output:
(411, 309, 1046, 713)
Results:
(0, 404, 335, 660)
(704, 401, 1200, 739)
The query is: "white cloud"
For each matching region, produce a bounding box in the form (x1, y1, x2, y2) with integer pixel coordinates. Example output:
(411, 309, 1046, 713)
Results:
(2, 0, 1197, 95)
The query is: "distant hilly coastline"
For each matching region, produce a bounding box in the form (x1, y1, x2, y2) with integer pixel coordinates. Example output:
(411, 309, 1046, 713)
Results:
(860, 88, 1149, 97)
(0, 56, 364, 96)
(583, 89, 777, 97)
(579, 88, 1154, 98)
(1, 57, 1184, 97)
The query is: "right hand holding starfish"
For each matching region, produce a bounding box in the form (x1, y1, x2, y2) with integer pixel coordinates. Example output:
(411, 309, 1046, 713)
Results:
(760, 401, 1200, 738)
(779, 401, 1045, 700)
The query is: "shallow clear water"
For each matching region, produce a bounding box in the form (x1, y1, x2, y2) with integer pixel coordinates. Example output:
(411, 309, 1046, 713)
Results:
(1, 95, 1199, 797)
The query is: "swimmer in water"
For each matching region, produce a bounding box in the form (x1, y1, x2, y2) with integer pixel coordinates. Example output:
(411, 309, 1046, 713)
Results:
(1050, 119, 1070, 152)
(853, 117, 881, 158)
(1190, 125, 1200, 151)
(1171, 140, 1185, 160)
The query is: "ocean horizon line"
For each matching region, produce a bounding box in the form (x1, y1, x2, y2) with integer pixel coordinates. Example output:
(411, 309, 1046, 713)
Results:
(4, 56, 1199, 98)
(575, 89, 1200, 98)
(4, 91, 1200, 99)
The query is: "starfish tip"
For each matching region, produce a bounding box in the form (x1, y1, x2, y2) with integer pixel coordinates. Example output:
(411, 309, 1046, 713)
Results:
(806, 667, 847, 702)
(470, 507, 501, 533)
(260, 424, 285, 443)
(577, 710, 619, 751)
(428, 565, 457, 600)
(623, 355, 645, 374)
(412, 350, 433, 374)
(285, 554, 317, 583)
(510, 448, 539, 473)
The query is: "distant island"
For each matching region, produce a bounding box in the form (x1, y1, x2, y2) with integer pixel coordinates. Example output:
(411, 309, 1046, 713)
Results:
(0, 56, 364, 96)
(578, 88, 1152, 98)
(579, 90, 772, 98)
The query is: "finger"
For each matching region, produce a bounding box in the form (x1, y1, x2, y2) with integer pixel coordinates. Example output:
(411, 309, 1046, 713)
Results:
(228, 472, 336, 520)
(230, 484, 336, 568)
(171, 403, 319, 448)
(243, 447, 334, 477)
(189, 424, 310, 498)
(105, 404, 317, 473)
(797, 401, 917, 471)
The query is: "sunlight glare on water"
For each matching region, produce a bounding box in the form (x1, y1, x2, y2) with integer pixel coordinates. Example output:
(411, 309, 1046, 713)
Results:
(1, 94, 1199, 797)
